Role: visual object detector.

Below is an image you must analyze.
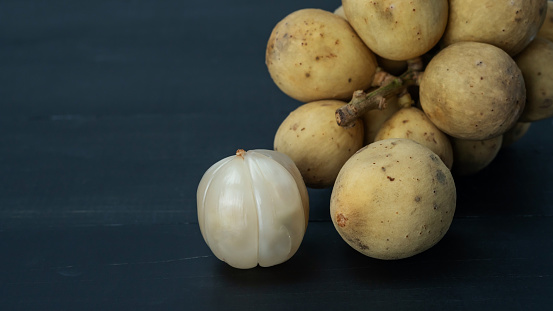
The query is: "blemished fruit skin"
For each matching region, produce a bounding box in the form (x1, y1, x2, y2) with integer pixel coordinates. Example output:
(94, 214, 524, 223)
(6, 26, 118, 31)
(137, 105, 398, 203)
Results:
(266, 9, 377, 103)
(450, 136, 503, 176)
(274, 100, 364, 188)
(515, 37, 553, 122)
(374, 107, 454, 170)
(420, 41, 525, 141)
(537, 1, 553, 42)
(362, 95, 401, 145)
(330, 139, 456, 260)
(442, 0, 548, 56)
(342, 0, 449, 61)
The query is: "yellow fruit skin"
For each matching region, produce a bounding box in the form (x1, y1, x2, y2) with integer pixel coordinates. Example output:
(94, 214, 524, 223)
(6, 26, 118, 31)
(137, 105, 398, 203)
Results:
(274, 100, 364, 188)
(330, 139, 456, 260)
(443, 0, 547, 56)
(515, 37, 553, 122)
(451, 136, 503, 176)
(343, 0, 449, 61)
(420, 42, 525, 141)
(374, 107, 453, 170)
(362, 95, 401, 145)
(266, 9, 377, 103)
(537, 1, 553, 42)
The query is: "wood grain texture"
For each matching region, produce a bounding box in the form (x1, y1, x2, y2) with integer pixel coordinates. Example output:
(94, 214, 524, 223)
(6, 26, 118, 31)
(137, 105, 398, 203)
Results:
(0, 221, 551, 309)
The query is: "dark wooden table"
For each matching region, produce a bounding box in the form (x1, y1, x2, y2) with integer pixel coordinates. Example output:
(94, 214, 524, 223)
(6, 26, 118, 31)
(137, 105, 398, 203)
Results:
(1, 1, 552, 310)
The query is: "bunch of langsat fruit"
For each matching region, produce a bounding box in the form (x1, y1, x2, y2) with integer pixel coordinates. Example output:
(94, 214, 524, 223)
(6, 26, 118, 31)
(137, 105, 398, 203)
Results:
(197, 0, 553, 269)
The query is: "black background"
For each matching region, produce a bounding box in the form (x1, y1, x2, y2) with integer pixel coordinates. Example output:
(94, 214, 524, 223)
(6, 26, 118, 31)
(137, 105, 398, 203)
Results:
(1, 1, 552, 310)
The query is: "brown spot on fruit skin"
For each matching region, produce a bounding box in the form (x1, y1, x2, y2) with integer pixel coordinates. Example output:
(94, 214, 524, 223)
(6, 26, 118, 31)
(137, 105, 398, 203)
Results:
(436, 170, 446, 184)
(387, 176, 395, 181)
(337, 213, 348, 227)
(415, 196, 421, 202)
(540, 99, 553, 109)
(350, 237, 369, 250)
(425, 132, 437, 143)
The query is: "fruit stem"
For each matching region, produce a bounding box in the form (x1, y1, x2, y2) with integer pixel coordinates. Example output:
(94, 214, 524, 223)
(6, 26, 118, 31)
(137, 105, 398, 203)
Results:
(335, 58, 424, 128)
(236, 149, 246, 158)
